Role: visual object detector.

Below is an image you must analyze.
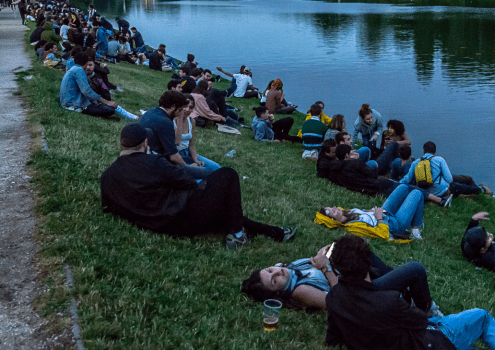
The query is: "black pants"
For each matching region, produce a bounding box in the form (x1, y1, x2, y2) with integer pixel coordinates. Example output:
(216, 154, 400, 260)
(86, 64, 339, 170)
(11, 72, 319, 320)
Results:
(169, 168, 284, 241)
(450, 175, 481, 197)
(273, 117, 302, 143)
(243, 90, 259, 98)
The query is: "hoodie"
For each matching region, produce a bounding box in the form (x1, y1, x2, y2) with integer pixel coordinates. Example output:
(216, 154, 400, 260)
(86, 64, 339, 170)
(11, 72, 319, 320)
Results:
(40, 21, 62, 45)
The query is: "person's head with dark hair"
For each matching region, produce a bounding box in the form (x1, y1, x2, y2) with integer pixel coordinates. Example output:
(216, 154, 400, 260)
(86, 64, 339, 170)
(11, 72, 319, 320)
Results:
(359, 103, 374, 125)
(241, 270, 283, 303)
(167, 79, 183, 92)
(321, 139, 337, 159)
(62, 41, 72, 52)
(187, 53, 195, 62)
(335, 132, 351, 146)
(423, 141, 436, 155)
(92, 20, 101, 28)
(192, 80, 209, 96)
(131, 27, 136, 32)
(239, 65, 246, 73)
(263, 80, 274, 93)
(74, 52, 89, 66)
(84, 48, 96, 61)
(329, 235, 372, 281)
(62, 17, 69, 25)
(179, 66, 188, 77)
(328, 114, 346, 132)
(399, 145, 412, 161)
(158, 91, 189, 118)
(191, 68, 202, 79)
(310, 104, 322, 117)
(120, 123, 148, 151)
(201, 69, 212, 81)
(387, 120, 406, 137)
(336, 144, 352, 160)
(463, 226, 491, 257)
(253, 106, 269, 119)
(315, 101, 325, 109)
(69, 45, 82, 58)
(44, 42, 55, 52)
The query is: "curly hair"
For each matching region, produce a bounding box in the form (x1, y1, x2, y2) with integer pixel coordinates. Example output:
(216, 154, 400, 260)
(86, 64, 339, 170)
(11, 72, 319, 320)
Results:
(330, 236, 371, 281)
(158, 91, 189, 109)
(358, 103, 372, 119)
(387, 119, 406, 136)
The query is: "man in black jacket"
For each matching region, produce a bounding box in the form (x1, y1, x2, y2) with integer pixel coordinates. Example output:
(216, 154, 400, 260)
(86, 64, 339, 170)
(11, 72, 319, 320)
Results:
(101, 124, 296, 249)
(326, 235, 495, 350)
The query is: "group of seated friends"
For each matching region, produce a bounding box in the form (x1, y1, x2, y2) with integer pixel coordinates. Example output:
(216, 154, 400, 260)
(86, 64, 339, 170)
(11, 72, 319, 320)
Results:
(31, 1, 495, 348)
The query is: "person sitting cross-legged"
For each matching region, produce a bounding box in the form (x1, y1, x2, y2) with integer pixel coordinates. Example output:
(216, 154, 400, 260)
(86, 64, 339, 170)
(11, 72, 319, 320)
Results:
(301, 103, 328, 160)
(326, 235, 495, 350)
(101, 124, 297, 249)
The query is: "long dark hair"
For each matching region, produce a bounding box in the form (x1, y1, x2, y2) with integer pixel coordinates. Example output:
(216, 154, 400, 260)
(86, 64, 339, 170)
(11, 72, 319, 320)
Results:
(192, 80, 208, 96)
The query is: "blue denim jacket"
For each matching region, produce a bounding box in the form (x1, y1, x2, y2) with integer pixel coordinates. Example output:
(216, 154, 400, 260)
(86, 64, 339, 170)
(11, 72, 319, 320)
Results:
(96, 27, 108, 53)
(60, 65, 101, 109)
(400, 153, 453, 196)
(351, 109, 384, 145)
(251, 116, 274, 142)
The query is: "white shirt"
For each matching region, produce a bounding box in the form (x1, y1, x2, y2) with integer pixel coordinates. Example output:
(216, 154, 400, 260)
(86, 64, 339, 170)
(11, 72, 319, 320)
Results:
(233, 74, 253, 98)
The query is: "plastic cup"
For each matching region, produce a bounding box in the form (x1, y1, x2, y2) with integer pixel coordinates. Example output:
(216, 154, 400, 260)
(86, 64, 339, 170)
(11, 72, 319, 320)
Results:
(263, 299, 282, 331)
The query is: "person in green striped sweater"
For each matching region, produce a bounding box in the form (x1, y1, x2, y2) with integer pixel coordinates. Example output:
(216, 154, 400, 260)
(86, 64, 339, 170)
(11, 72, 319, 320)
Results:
(302, 104, 328, 160)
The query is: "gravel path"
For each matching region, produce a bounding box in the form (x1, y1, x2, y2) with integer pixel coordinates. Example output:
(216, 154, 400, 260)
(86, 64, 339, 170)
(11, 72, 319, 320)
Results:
(0, 7, 76, 349)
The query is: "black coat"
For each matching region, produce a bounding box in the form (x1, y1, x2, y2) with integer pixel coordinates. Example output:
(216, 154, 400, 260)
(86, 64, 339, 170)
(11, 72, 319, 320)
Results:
(326, 278, 456, 350)
(101, 153, 198, 233)
(149, 51, 163, 71)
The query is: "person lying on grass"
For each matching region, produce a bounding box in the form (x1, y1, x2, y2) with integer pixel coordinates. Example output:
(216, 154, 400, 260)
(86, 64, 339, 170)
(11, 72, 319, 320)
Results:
(101, 124, 297, 249)
(461, 212, 495, 272)
(317, 184, 424, 240)
(242, 240, 442, 315)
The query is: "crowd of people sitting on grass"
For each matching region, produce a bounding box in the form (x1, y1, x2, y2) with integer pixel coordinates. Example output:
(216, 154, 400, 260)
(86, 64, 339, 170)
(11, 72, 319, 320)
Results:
(26, 1, 495, 348)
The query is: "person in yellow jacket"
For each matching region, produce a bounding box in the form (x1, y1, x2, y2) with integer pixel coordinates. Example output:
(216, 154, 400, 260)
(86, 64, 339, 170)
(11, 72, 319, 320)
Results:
(297, 101, 331, 138)
(315, 184, 423, 241)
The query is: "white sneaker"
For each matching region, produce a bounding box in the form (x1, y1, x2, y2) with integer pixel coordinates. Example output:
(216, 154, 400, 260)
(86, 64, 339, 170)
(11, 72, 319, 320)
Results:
(411, 228, 423, 240)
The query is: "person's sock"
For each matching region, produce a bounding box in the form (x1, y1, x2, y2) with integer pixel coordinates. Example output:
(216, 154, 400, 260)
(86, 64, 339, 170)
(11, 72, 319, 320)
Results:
(234, 230, 244, 238)
(116, 105, 138, 120)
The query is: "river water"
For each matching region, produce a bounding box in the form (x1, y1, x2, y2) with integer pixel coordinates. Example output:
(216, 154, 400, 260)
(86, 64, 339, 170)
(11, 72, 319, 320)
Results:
(95, 0, 495, 190)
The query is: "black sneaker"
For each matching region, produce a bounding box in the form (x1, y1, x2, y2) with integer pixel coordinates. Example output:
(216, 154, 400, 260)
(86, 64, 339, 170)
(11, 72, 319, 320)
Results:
(282, 225, 297, 242)
(440, 194, 453, 208)
(226, 232, 249, 250)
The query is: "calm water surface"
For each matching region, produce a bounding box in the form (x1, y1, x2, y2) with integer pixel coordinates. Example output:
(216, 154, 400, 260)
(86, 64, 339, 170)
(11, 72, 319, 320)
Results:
(97, 0, 495, 189)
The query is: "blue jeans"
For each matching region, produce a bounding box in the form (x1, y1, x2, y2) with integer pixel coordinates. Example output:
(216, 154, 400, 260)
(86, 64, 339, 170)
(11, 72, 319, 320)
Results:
(373, 261, 431, 312)
(430, 308, 495, 350)
(226, 78, 237, 97)
(361, 133, 376, 149)
(180, 163, 213, 180)
(136, 45, 148, 54)
(376, 141, 399, 175)
(164, 56, 179, 68)
(356, 146, 371, 162)
(382, 184, 424, 236)
(178, 149, 221, 172)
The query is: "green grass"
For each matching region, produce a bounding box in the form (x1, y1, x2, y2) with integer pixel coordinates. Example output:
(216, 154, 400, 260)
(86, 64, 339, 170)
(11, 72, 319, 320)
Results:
(20, 24, 495, 350)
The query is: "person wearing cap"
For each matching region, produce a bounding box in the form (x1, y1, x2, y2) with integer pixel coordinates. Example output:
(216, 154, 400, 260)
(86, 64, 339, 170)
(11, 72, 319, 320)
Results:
(100, 124, 297, 249)
(461, 212, 495, 271)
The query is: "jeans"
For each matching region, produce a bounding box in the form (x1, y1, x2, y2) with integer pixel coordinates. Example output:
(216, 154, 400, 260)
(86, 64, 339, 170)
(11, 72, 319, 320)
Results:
(179, 163, 213, 180)
(373, 261, 431, 312)
(82, 104, 116, 119)
(383, 180, 431, 202)
(226, 78, 237, 97)
(382, 184, 424, 236)
(178, 149, 221, 172)
(136, 45, 148, 54)
(376, 141, 399, 175)
(164, 56, 179, 68)
(357, 146, 379, 171)
(430, 308, 495, 350)
(391, 158, 413, 181)
(362, 133, 376, 149)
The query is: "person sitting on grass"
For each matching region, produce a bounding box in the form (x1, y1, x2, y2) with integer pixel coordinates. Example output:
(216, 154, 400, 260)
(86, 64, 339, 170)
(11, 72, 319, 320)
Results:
(182, 53, 197, 75)
(390, 144, 415, 181)
(323, 113, 346, 141)
(101, 123, 297, 249)
(231, 67, 258, 98)
(42, 42, 61, 66)
(318, 184, 425, 240)
(130, 27, 146, 53)
(297, 101, 332, 138)
(251, 106, 302, 143)
(259, 80, 273, 106)
(139, 91, 213, 180)
(335, 131, 374, 169)
(265, 78, 297, 115)
(216, 65, 246, 97)
(326, 235, 495, 350)
(59, 52, 119, 119)
(301, 104, 328, 160)
(461, 212, 495, 272)
(148, 47, 171, 71)
(380, 119, 411, 150)
(174, 94, 221, 171)
(93, 20, 108, 60)
(351, 103, 384, 150)
(242, 239, 443, 314)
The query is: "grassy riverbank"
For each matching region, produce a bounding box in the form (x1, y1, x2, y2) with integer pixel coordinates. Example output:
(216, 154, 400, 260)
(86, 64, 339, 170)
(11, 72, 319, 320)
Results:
(20, 24, 495, 349)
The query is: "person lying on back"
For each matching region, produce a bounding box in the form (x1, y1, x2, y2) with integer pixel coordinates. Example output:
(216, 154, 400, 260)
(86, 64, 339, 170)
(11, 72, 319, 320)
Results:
(461, 212, 495, 272)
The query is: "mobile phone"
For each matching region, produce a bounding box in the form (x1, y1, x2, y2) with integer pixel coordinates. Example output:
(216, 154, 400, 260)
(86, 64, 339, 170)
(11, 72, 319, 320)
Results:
(325, 243, 335, 259)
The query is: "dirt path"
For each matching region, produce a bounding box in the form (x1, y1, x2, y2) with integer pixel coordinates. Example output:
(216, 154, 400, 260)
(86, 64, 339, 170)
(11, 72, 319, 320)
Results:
(0, 7, 74, 349)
